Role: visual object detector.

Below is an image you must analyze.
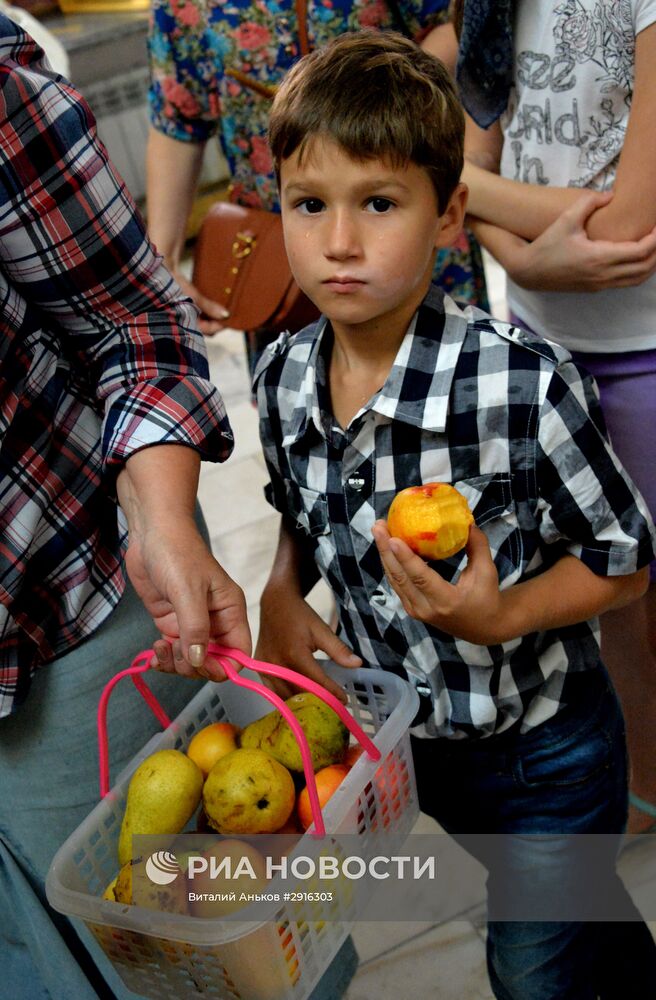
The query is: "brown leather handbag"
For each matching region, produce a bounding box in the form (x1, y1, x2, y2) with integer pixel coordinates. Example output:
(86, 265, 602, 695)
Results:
(191, 0, 318, 334)
(191, 200, 319, 333)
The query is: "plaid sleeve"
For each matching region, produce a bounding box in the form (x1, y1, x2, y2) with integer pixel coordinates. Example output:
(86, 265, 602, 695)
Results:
(535, 360, 656, 575)
(148, 0, 221, 144)
(0, 53, 233, 468)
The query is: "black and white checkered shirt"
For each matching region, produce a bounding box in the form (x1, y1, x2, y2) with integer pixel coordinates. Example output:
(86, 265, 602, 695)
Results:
(256, 287, 655, 740)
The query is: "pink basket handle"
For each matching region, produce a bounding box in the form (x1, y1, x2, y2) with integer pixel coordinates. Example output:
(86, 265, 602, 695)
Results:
(97, 643, 381, 837)
(97, 649, 171, 798)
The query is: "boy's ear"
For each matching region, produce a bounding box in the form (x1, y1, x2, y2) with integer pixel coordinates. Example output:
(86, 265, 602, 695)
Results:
(434, 183, 468, 250)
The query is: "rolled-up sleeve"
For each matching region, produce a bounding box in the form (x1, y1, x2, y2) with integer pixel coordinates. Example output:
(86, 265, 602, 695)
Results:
(535, 362, 656, 575)
(0, 56, 233, 471)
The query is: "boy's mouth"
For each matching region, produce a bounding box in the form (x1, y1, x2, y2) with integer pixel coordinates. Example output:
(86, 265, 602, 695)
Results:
(323, 276, 366, 292)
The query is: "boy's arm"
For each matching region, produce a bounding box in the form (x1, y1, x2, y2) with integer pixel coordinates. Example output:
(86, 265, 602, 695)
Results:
(256, 517, 361, 701)
(372, 360, 655, 647)
(371, 522, 647, 646)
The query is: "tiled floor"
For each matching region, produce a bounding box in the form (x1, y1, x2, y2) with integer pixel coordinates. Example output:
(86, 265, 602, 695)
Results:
(197, 256, 656, 998)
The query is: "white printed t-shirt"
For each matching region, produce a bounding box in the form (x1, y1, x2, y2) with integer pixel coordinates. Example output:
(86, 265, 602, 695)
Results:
(500, 0, 656, 353)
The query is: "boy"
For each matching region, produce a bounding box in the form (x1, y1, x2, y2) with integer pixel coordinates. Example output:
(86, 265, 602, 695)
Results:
(253, 31, 656, 1000)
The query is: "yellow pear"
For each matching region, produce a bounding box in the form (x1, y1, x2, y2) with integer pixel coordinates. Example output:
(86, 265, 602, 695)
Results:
(203, 748, 295, 834)
(118, 748, 203, 866)
(109, 858, 187, 914)
(113, 860, 134, 903)
(240, 692, 348, 772)
(102, 873, 119, 901)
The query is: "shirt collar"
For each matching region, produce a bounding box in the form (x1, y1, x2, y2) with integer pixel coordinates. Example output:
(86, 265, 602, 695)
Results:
(282, 286, 470, 448)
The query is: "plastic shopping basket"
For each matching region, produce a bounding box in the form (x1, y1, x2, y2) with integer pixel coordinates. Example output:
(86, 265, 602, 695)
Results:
(46, 645, 420, 1000)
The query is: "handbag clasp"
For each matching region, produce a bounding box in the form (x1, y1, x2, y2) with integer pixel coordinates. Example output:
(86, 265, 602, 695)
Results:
(232, 231, 257, 259)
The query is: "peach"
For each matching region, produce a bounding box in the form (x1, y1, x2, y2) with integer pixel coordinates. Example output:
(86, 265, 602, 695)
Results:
(186, 721, 240, 778)
(387, 482, 473, 560)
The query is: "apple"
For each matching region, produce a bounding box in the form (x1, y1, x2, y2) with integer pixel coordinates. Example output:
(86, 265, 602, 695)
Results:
(189, 838, 269, 916)
(203, 748, 296, 835)
(387, 482, 473, 560)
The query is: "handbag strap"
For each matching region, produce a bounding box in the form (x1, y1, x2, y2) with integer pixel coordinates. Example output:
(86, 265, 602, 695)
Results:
(295, 0, 310, 57)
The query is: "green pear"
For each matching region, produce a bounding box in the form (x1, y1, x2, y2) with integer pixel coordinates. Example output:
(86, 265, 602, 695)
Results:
(118, 748, 203, 866)
(113, 860, 134, 903)
(239, 692, 348, 772)
(203, 748, 296, 834)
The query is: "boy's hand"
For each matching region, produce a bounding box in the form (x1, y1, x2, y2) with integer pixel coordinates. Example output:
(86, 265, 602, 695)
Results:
(372, 521, 511, 646)
(256, 587, 361, 702)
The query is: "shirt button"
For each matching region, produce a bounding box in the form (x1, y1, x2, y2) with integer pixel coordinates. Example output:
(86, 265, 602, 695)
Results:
(372, 589, 387, 605)
(346, 473, 366, 492)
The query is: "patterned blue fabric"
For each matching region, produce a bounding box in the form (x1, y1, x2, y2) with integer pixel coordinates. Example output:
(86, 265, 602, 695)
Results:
(456, 0, 514, 127)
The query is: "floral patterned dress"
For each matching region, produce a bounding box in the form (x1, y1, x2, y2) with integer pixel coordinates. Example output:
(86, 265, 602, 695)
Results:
(149, 0, 489, 307)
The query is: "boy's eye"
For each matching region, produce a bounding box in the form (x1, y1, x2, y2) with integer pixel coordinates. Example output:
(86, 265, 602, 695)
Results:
(365, 197, 394, 213)
(297, 198, 325, 215)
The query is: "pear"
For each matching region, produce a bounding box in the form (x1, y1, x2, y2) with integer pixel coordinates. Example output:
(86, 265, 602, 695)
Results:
(113, 860, 134, 903)
(203, 748, 296, 834)
(118, 748, 203, 866)
(239, 692, 348, 772)
(108, 858, 187, 914)
(102, 873, 119, 901)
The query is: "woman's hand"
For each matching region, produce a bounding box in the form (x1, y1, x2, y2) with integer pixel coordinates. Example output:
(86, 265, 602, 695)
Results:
(471, 191, 656, 292)
(124, 515, 251, 678)
(256, 585, 361, 702)
(172, 269, 229, 336)
(117, 445, 251, 679)
(372, 521, 511, 646)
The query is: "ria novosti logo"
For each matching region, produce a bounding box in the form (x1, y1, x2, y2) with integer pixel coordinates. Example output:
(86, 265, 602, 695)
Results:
(145, 851, 181, 885)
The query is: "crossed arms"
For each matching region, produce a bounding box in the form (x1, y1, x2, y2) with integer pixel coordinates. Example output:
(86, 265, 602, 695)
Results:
(461, 22, 656, 292)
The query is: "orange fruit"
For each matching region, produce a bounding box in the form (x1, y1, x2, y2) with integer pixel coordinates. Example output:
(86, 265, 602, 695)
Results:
(186, 721, 240, 777)
(344, 745, 366, 767)
(387, 482, 473, 560)
(297, 764, 350, 830)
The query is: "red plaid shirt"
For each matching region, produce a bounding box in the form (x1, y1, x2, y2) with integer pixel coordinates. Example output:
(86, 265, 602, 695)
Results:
(0, 17, 233, 716)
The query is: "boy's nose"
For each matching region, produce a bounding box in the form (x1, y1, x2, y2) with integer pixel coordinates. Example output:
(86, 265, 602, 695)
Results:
(325, 210, 361, 260)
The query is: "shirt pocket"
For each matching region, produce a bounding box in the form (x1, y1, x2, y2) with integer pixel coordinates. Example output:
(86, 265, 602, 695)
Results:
(283, 481, 330, 538)
(284, 480, 348, 598)
(448, 474, 523, 586)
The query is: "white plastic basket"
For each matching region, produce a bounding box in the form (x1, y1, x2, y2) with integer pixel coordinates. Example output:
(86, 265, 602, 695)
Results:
(46, 664, 419, 1000)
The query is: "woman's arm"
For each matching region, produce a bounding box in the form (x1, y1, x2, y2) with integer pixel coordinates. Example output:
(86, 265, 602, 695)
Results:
(584, 21, 656, 241)
(420, 21, 458, 73)
(146, 129, 228, 334)
(463, 161, 583, 240)
(463, 22, 656, 242)
(469, 196, 656, 292)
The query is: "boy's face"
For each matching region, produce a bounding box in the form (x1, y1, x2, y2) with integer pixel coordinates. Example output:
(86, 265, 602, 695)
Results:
(279, 136, 466, 341)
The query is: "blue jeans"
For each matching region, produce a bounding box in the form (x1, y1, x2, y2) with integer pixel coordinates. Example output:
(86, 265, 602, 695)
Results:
(411, 670, 656, 1000)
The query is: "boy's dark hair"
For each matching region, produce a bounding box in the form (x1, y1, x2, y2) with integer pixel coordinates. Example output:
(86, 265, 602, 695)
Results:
(268, 31, 464, 214)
